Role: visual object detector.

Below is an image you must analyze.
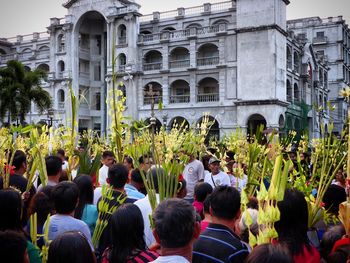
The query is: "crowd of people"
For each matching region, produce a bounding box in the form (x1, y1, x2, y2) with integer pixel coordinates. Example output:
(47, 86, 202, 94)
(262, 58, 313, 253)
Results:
(0, 148, 349, 263)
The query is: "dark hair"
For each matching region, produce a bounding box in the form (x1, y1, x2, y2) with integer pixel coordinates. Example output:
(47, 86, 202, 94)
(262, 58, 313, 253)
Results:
(48, 231, 96, 263)
(109, 204, 146, 262)
(203, 195, 211, 214)
(226, 151, 235, 160)
(210, 186, 241, 220)
(108, 164, 128, 189)
(246, 243, 293, 263)
(131, 168, 143, 184)
(153, 198, 196, 248)
(194, 182, 213, 202)
(138, 155, 148, 164)
(28, 191, 54, 227)
(247, 196, 259, 210)
(11, 150, 26, 170)
(51, 182, 79, 214)
(0, 230, 27, 263)
(201, 155, 211, 171)
(57, 149, 65, 156)
(275, 189, 310, 256)
(320, 225, 346, 260)
(124, 156, 134, 168)
(327, 245, 350, 263)
(73, 175, 94, 219)
(102, 151, 115, 159)
(0, 189, 23, 231)
(46, 156, 62, 177)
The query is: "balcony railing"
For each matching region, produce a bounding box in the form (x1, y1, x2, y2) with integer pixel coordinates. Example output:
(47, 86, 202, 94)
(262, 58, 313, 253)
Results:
(169, 59, 190, 69)
(197, 93, 219, 102)
(143, 62, 162, 71)
(0, 53, 15, 63)
(313, 36, 328, 44)
(144, 96, 162, 105)
(197, 56, 219, 66)
(118, 36, 127, 45)
(169, 94, 190, 103)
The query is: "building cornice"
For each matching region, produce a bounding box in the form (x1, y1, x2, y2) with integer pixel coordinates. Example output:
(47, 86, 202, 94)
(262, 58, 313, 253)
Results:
(236, 24, 288, 37)
(235, 99, 289, 107)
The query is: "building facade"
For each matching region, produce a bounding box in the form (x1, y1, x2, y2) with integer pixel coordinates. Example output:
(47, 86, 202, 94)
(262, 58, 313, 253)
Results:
(0, 0, 340, 138)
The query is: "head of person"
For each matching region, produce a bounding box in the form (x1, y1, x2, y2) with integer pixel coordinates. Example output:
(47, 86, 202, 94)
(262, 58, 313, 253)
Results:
(0, 189, 23, 231)
(246, 243, 293, 263)
(327, 244, 350, 263)
(335, 169, 346, 185)
(28, 191, 54, 226)
(138, 155, 152, 172)
(201, 155, 211, 171)
(45, 156, 63, 178)
(11, 150, 27, 174)
(56, 149, 66, 162)
(176, 177, 187, 199)
(288, 151, 297, 162)
(73, 175, 94, 219)
(225, 151, 235, 162)
(0, 230, 29, 263)
(51, 181, 79, 215)
(123, 156, 134, 171)
(47, 231, 96, 263)
(275, 188, 309, 256)
(194, 182, 213, 202)
(152, 198, 200, 249)
(109, 204, 145, 262)
(108, 164, 129, 190)
(130, 168, 145, 190)
(146, 166, 163, 193)
(102, 151, 115, 168)
(209, 186, 241, 227)
(208, 157, 221, 175)
(238, 208, 259, 243)
(320, 225, 346, 260)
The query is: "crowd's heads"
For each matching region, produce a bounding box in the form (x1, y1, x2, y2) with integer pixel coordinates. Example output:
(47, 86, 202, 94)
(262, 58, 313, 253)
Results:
(138, 155, 152, 171)
(153, 198, 199, 249)
(28, 191, 54, 226)
(123, 156, 134, 171)
(0, 230, 29, 263)
(11, 150, 27, 172)
(320, 225, 346, 260)
(109, 204, 146, 262)
(208, 156, 221, 174)
(177, 177, 187, 199)
(102, 151, 115, 168)
(130, 168, 144, 185)
(201, 155, 211, 171)
(45, 156, 63, 177)
(47, 231, 96, 263)
(209, 185, 241, 220)
(73, 175, 94, 219)
(56, 149, 65, 161)
(108, 164, 129, 189)
(0, 189, 23, 231)
(246, 243, 293, 263)
(194, 182, 213, 202)
(51, 181, 79, 215)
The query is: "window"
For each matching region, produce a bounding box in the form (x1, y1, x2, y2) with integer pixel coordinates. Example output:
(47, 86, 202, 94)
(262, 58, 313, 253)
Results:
(94, 64, 101, 81)
(316, 31, 325, 38)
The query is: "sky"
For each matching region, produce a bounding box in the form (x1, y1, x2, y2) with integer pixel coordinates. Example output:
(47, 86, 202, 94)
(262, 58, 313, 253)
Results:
(0, 0, 349, 38)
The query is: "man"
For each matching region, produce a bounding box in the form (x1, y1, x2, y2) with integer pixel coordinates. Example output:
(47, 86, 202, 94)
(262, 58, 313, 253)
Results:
(138, 155, 152, 173)
(98, 151, 115, 186)
(204, 156, 230, 188)
(193, 186, 249, 263)
(57, 149, 68, 171)
(183, 154, 205, 203)
(125, 168, 145, 200)
(45, 181, 93, 250)
(37, 156, 62, 191)
(151, 198, 200, 263)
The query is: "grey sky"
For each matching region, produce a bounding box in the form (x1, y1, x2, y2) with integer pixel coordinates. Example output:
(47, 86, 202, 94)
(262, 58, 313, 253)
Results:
(0, 0, 349, 38)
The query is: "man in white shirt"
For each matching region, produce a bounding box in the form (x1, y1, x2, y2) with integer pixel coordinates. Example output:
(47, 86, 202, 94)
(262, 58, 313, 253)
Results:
(183, 155, 205, 203)
(204, 156, 230, 188)
(98, 151, 115, 186)
(150, 198, 200, 263)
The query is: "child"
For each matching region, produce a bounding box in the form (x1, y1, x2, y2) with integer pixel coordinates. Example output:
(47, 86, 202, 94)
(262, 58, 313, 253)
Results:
(193, 182, 213, 219)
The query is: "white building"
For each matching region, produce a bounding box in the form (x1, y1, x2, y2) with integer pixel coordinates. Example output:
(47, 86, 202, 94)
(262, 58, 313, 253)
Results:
(0, 0, 340, 138)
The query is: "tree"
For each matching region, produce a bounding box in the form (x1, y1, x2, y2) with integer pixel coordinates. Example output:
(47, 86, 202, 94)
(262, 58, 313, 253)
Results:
(0, 60, 52, 124)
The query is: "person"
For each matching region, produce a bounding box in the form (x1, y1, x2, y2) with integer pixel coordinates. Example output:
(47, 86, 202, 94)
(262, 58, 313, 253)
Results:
(229, 162, 248, 192)
(47, 231, 96, 263)
(275, 188, 320, 263)
(134, 167, 163, 247)
(0, 189, 42, 263)
(183, 154, 205, 203)
(73, 175, 98, 234)
(200, 196, 211, 232)
(202, 155, 211, 179)
(327, 241, 350, 263)
(204, 156, 230, 188)
(139, 155, 152, 173)
(37, 156, 62, 191)
(192, 182, 213, 218)
(151, 198, 200, 263)
(123, 156, 134, 172)
(57, 149, 68, 171)
(319, 225, 346, 261)
(193, 185, 249, 263)
(245, 243, 293, 263)
(102, 204, 159, 263)
(45, 181, 93, 250)
(176, 177, 187, 199)
(125, 168, 146, 200)
(99, 151, 115, 186)
(0, 230, 30, 263)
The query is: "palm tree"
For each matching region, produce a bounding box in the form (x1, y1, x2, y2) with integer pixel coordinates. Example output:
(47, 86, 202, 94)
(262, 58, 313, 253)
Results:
(0, 60, 52, 124)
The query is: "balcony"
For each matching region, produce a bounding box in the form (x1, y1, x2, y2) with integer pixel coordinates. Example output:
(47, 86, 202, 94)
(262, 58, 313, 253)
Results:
(169, 59, 190, 69)
(313, 36, 328, 44)
(143, 62, 162, 71)
(144, 96, 162, 105)
(197, 56, 219, 66)
(197, 93, 219, 102)
(169, 95, 190, 104)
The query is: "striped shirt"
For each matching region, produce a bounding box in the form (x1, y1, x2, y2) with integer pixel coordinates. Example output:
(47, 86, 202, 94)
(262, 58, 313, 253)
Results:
(193, 223, 249, 263)
(102, 249, 159, 263)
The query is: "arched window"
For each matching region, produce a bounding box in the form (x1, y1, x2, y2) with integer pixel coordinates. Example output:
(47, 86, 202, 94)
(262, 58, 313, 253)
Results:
(57, 61, 65, 78)
(37, 63, 50, 73)
(169, 116, 190, 131)
(286, 80, 292, 102)
(169, 47, 190, 68)
(319, 69, 324, 85)
(197, 115, 220, 143)
(24, 65, 31, 72)
(287, 47, 292, 69)
(294, 83, 299, 102)
(21, 48, 32, 60)
(197, 77, 219, 102)
(247, 114, 267, 138)
(169, 80, 190, 104)
(0, 49, 6, 55)
(37, 46, 49, 59)
(143, 50, 162, 71)
(57, 34, 65, 52)
(143, 82, 162, 105)
(161, 27, 176, 32)
(58, 89, 65, 108)
(119, 53, 126, 72)
(293, 52, 300, 72)
(197, 43, 219, 66)
(118, 24, 127, 45)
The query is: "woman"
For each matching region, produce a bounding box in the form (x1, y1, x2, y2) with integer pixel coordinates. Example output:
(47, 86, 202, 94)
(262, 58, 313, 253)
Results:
(275, 188, 320, 263)
(73, 175, 98, 234)
(102, 203, 158, 263)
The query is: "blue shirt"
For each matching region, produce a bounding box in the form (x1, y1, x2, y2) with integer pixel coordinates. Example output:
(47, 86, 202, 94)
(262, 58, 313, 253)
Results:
(125, 184, 145, 200)
(81, 204, 98, 234)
